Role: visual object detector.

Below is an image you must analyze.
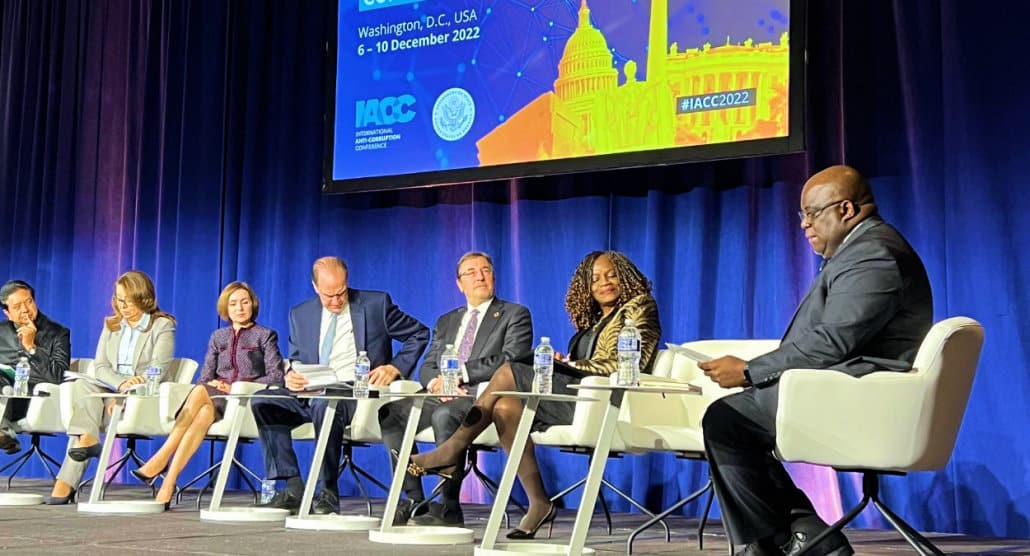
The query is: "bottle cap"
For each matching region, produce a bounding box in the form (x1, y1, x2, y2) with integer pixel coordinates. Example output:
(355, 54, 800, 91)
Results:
(540, 336, 550, 344)
(624, 318, 634, 325)
(359, 350, 367, 356)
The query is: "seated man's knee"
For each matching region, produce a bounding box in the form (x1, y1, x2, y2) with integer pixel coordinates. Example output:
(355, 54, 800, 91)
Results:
(430, 404, 461, 434)
(702, 397, 738, 442)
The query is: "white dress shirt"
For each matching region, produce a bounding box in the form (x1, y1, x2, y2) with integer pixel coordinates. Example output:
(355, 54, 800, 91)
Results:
(320, 304, 358, 380)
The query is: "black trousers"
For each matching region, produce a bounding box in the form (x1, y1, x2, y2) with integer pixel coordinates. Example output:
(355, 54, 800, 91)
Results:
(251, 388, 356, 496)
(702, 384, 816, 544)
(378, 395, 473, 510)
(0, 374, 29, 431)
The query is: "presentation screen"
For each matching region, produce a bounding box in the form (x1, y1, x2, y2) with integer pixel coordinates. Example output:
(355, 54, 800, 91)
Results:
(324, 0, 804, 193)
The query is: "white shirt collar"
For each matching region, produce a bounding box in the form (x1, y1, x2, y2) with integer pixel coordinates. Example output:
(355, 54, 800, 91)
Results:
(121, 311, 151, 331)
(466, 297, 494, 315)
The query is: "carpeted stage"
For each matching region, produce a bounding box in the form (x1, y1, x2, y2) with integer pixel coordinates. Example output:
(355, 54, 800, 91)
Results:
(0, 480, 1025, 555)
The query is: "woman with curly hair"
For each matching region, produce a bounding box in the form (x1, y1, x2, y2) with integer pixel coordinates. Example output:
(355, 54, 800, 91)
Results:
(407, 251, 661, 538)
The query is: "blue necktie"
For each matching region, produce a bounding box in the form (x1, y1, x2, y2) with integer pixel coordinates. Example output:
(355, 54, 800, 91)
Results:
(320, 313, 338, 365)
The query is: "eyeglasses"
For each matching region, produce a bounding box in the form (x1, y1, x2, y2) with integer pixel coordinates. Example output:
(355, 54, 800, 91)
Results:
(114, 297, 134, 307)
(316, 288, 348, 301)
(459, 267, 493, 279)
(797, 199, 849, 224)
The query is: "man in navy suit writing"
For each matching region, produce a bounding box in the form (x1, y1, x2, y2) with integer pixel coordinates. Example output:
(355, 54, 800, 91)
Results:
(253, 256, 429, 514)
(698, 166, 933, 556)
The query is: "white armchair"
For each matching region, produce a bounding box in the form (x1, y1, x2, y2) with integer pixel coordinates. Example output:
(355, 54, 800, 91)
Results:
(289, 379, 422, 515)
(412, 383, 512, 522)
(0, 358, 88, 488)
(617, 340, 778, 553)
(775, 317, 984, 555)
(163, 380, 267, 508)
(75, 358, 199, 498)
(529, 374, 636, 535)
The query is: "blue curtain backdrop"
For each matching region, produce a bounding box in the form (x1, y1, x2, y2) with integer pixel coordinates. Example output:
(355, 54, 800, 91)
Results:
(2, 0, 1028, 538)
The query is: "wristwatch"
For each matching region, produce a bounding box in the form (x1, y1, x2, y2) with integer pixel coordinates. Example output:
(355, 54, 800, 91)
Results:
(25, 346, 36, 356)
(742, 364, 753, 387)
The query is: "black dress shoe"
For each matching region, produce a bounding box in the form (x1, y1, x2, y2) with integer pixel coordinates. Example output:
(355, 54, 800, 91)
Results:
(256, 490, 302, 514)
(0, 431, 21, 455)
(784, 516, 854, 556)
(311, 492, 340, 515)
(412, 503, 465, 527)
(392, 498, 429, 526)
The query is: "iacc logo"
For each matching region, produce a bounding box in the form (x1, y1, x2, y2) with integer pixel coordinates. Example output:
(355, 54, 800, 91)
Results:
(355, 95, 416, 127)
(432, 88, 475, 142)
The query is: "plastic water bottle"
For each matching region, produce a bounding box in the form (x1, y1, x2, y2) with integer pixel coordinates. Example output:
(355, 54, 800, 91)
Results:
(13, 356, 30, 396)
(533, 337, 554, 395)
(617, 318, 641, 386)
(144, 366, 161, 396)
(260, 479, 276, 504)
(353, 351, 370, 399)
(440, 343, 460, 396)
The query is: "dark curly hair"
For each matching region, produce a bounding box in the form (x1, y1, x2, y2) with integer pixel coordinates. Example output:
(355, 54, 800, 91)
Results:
(564, 251, 653, 330)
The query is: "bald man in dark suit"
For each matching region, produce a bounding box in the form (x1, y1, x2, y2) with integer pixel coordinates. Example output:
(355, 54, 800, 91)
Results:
(699, 166, 933, 556)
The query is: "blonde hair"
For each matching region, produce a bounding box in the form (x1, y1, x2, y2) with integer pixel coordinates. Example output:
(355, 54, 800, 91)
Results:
(104, 270, 176, 331)
(216, 281, 259, 322)
(564, 251, 653, 330)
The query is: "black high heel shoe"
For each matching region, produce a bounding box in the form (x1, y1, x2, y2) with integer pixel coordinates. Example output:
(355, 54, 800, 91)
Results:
(506, 504, 557, 540)
(43, 488, 77, 505)
(130, 464, 169, 486)
(67, 442, 102, 462)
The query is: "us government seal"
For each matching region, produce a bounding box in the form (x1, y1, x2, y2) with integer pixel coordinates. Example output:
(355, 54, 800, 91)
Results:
(432, 87, 475, 141)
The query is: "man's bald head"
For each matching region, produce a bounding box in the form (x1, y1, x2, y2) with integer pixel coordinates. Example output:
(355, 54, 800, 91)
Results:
(799, 165, 877, 258)
(801, 165, 875, 206)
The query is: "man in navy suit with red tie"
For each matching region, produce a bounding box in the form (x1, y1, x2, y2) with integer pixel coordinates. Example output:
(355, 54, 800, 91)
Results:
(253, 256, 429, 515)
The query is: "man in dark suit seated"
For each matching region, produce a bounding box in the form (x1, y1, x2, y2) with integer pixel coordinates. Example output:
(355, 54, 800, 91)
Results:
(379, 252, 532, 526)
(253, 256, 429, 515)
(698, 165, 933, 556)
(0, 280, 71, 454)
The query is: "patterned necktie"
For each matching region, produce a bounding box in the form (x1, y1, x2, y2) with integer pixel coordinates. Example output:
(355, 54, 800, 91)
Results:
(320, 313, 338, 365)
(456, 309, 479, 364)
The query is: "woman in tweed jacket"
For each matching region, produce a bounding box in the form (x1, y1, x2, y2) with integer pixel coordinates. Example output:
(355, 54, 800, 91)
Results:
(132, 281, 284, 508)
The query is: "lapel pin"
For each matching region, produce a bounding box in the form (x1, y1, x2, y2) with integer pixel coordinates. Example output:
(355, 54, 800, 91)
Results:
(493, 311, 500, 319)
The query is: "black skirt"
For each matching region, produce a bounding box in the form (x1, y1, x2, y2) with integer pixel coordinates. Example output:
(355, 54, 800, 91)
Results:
(174, 384, 228, 422)
(509, 360, 588, 432)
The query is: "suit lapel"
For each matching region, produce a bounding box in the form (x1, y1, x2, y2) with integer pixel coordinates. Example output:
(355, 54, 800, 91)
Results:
(302, 299, 322, 361)
(350, 290, 367, 351)
(108, 328, 122, 370)
(468, 299, 502, 358)
(781, 219, 883, 339)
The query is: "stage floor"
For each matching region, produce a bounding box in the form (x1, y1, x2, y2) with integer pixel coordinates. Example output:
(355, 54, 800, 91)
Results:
(0, 480, 1025, 555)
